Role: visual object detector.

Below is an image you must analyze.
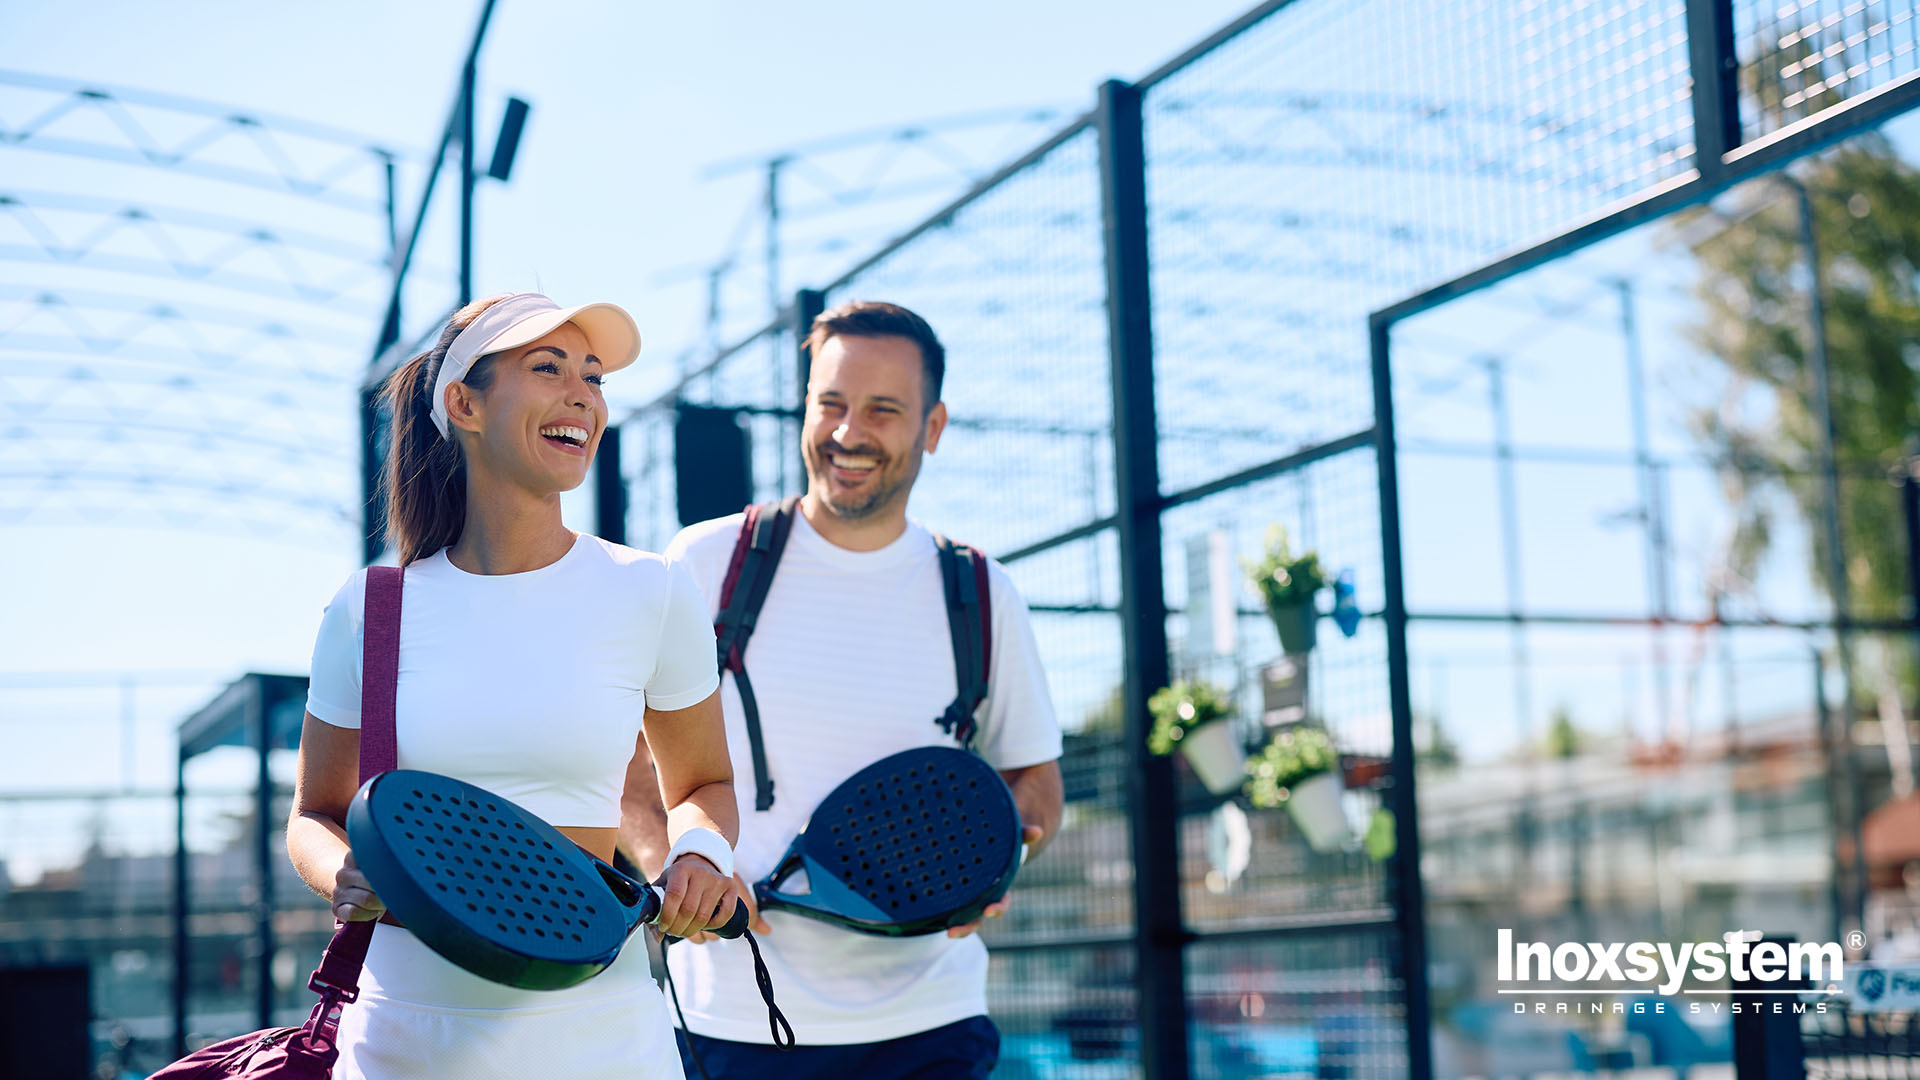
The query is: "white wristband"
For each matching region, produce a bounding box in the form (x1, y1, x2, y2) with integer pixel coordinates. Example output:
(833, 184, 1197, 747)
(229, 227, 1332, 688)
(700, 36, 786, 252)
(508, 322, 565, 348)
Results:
(665, 827, 734, 879)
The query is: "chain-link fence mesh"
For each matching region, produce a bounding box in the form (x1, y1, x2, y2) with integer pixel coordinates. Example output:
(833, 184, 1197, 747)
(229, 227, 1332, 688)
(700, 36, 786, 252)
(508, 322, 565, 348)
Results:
(1737, 0, 1920, 141)
(1805, 1004, 1920, 1079)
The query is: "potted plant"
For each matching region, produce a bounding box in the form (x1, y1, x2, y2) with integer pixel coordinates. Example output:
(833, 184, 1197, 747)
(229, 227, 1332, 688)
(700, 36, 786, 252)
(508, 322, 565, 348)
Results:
(1147, 679, 1245, 795)
(1245, 525, 1327, 655)
(1244, 726, 1350, 851)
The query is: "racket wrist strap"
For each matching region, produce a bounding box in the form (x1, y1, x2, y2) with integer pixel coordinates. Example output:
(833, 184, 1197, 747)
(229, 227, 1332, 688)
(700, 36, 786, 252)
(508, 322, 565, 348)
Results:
(665, 826, 735, 879)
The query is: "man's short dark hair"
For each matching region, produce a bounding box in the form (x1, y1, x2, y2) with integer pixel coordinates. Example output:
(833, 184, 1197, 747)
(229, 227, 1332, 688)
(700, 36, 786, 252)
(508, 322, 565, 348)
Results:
(803, 300, 944, 411)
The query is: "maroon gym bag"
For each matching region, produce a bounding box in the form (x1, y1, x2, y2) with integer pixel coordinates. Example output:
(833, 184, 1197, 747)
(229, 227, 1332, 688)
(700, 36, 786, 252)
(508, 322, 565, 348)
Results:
(149, 566, 402, 1078)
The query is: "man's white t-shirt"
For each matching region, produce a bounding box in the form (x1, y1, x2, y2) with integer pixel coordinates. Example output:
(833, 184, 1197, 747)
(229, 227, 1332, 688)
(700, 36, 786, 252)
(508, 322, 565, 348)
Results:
(663, 510, 1062, 1045)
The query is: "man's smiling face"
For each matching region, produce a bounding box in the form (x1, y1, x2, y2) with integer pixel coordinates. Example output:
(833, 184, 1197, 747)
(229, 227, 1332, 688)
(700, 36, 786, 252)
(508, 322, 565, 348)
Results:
(800, 333, 945, 522)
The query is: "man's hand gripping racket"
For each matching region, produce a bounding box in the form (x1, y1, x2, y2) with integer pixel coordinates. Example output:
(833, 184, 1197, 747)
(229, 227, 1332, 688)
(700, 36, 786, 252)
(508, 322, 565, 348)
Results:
(742, 747, 1028, 938)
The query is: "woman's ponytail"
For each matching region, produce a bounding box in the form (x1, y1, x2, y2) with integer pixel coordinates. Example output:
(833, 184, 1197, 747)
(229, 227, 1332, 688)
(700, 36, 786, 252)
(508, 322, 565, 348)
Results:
(377, 296, 506, 565)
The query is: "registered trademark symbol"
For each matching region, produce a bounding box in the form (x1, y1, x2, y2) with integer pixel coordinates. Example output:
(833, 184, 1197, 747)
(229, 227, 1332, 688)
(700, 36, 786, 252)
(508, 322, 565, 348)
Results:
(1849, 931, 1866, 950)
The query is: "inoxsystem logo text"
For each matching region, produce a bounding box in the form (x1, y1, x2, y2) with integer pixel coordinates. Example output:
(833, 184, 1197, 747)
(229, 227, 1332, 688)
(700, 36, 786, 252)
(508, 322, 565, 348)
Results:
(1497, 929, 1845, 996)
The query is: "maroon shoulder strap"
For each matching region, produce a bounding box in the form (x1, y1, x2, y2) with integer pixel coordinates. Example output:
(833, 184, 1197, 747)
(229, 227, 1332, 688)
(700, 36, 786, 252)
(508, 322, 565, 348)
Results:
(301, 564, 402, 1024)
(358, 565, 402, 779)
(715, 503, 763, 620)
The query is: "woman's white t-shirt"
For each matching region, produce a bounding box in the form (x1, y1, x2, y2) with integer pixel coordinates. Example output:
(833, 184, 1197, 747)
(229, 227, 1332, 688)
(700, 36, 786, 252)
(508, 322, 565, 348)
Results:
(304, 534, 720, 1078)
(306, 533, 719, 828)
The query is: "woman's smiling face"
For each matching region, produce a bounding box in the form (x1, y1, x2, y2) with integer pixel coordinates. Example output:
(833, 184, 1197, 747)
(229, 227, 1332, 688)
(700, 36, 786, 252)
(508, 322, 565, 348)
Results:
(449, 321, 608, 496)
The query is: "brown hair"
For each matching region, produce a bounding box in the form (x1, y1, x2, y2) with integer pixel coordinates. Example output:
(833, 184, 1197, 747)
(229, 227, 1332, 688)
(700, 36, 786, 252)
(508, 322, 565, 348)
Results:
(377, 296, 507, 565)
(802, 300, 945, 411)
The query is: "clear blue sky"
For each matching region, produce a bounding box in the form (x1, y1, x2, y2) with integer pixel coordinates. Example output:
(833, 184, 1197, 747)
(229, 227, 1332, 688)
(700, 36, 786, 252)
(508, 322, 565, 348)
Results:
(0, 0, 1256, 874)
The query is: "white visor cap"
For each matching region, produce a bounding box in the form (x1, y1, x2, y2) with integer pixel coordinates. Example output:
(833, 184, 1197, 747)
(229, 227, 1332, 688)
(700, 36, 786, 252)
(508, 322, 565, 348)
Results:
(429, 292, 642, 438)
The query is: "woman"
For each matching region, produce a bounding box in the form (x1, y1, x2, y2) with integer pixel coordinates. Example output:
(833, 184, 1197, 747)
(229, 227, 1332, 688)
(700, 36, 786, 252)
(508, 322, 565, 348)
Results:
(288, 292, 740, 1079)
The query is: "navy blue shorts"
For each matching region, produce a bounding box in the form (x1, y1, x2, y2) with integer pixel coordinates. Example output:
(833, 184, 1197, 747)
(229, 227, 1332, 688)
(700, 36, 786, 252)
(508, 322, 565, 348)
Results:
(676, 1016, 1000, 1080)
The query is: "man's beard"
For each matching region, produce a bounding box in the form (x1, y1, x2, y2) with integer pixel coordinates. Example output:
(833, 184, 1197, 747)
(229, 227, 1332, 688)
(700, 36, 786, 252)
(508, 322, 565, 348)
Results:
(809, 435, 923, 521)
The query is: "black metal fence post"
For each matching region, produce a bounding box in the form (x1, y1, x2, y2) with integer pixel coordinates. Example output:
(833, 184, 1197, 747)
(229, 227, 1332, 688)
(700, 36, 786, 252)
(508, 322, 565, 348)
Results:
(172, 748, 188, 1059)
(1904, 452, 1920, 626)
(1731, 936, 1810, 1080)
(360, 384, 385, 568)
(1793, 175, 1871, 933)
(1904, 454, 1920, 755)
(254, 689, 274, 1031)
(794, 288, 825, 494)
(458, 57, 476, 307)
(595, 425, 626, 545)
(1097, 77, 1190, 1080)
(1686, 0, 1741, 181)
(1370, 314, 1434, 1080)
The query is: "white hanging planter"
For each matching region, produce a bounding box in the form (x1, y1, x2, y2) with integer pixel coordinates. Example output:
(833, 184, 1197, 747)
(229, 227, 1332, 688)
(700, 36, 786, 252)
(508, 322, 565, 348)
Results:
(1285, 771, 1351, 852)
(1178, 720, 1248, 795)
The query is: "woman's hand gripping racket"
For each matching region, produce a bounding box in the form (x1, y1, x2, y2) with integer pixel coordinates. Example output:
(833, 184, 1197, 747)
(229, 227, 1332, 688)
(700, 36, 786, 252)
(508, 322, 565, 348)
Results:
(753, 747, 1025, 937)
(345, 769, 754, 988)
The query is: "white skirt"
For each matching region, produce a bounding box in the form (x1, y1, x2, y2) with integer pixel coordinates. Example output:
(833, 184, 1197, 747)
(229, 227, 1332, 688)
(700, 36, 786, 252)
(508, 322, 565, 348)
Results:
(332, 923, 682, 1080)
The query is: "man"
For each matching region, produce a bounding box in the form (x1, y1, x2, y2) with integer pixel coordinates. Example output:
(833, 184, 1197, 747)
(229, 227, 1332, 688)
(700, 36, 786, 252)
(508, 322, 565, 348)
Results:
(624, 300, 1064, 1079)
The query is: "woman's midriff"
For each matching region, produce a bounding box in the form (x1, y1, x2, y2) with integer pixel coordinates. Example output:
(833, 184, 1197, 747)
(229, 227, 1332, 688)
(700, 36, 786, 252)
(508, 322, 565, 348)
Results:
(557, 824, 618, 864)
(556, 818, 614, 860)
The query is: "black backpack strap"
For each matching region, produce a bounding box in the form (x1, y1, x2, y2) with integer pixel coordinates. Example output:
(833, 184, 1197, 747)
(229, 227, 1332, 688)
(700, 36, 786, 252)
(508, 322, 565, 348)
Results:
(712, 496, 801, 811)
(933, 535, 993, 748)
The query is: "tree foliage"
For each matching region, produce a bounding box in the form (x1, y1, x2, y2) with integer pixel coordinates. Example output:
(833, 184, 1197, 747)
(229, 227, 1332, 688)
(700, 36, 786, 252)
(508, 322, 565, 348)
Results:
(1670, 135, 1920, 623)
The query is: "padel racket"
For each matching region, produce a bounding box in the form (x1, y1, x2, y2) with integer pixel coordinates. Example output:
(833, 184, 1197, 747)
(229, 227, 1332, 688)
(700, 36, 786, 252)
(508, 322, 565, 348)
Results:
(345, 769, 749, 991)
(754, 747, 1023, 937)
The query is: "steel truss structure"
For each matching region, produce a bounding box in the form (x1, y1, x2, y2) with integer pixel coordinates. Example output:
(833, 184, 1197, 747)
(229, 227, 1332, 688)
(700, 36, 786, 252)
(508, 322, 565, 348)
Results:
(0, 69, 401, 543)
